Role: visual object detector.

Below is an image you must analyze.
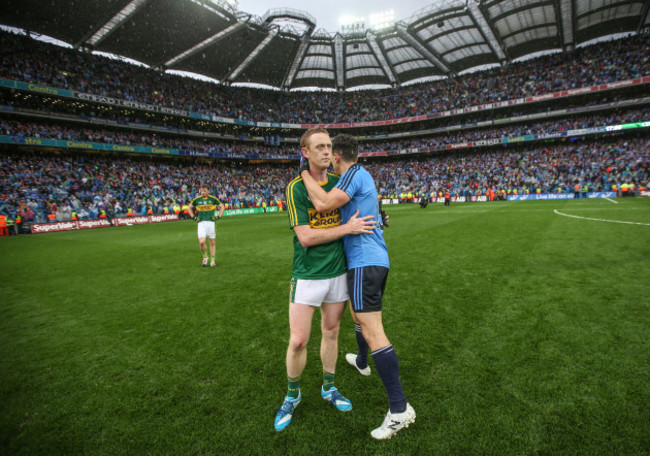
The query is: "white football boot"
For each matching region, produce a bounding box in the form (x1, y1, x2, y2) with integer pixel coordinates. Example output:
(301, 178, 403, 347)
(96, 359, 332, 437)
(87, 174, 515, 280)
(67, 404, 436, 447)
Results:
(370, 403, 416, 440)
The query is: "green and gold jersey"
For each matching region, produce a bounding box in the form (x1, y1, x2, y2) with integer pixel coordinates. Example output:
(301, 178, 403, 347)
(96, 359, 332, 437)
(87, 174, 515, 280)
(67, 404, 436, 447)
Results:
(286, 173, 347, 280)
(190, 194, 222, 221)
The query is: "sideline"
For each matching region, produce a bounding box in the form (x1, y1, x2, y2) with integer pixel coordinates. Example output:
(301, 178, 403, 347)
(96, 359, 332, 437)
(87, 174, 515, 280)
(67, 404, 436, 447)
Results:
(604, 197, 618, 204)
(553, 209, 650, 226)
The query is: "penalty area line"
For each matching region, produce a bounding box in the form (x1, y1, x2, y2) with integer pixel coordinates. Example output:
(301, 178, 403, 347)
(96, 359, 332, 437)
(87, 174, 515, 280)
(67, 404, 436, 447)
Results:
(604, 197, 618, 204)
(553, 209, 650, 226)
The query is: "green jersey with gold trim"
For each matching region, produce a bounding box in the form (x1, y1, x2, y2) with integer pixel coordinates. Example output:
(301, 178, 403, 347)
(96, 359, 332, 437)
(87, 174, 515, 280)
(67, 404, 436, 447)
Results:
(286, 173, 347, 280)
(190, 194, 222, 221)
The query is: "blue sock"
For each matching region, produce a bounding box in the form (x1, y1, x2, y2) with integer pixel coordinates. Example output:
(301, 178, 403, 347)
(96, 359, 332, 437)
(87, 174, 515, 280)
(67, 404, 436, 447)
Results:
(372, 344, 407, 414)
(354, 323, 369, 368)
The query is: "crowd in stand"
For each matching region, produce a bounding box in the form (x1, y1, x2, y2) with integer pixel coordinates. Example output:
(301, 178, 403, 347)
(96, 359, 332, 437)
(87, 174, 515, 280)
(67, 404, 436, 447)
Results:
(1, 135, 647, 227)
(1, 30, 648, 124)
(2, 106, 648, 158)
(0, 119, 296, 156)
(368, 136, 648, 199)
(0, 150, 295, 225)
(356, 108, 649, 151)
(3, 83, 646, 142)
(0, 29, 648, 230)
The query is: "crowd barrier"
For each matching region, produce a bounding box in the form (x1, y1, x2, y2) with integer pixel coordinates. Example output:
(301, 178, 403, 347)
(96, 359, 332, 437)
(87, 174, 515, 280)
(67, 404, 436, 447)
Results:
(29, 207, 279, 234)
(382, 192, 629, 205)
(508, 192, 617, 201)
(23, 194, 646, 234)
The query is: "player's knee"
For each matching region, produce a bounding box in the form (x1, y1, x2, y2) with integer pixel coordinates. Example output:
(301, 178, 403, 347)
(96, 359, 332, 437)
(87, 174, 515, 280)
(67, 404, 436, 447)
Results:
(322, 324, 340, 340)
(358, 322, 386, 345)
(289, 335, 309, 351)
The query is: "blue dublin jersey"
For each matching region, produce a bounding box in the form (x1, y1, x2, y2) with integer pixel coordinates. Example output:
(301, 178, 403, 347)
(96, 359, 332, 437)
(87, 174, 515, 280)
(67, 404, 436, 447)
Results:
(335, 164, 389, 269)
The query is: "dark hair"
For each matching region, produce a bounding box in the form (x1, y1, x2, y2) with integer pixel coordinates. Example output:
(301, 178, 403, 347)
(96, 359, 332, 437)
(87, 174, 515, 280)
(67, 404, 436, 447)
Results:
(332, 134, 358, 162)
(300, 127, 329, 148)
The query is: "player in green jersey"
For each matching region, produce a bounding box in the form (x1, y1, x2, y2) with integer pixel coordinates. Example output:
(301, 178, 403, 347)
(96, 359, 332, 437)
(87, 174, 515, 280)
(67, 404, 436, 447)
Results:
(188, 185, 225, 267)
(274, 128, 378, 432)
(300, 134, 415, 439)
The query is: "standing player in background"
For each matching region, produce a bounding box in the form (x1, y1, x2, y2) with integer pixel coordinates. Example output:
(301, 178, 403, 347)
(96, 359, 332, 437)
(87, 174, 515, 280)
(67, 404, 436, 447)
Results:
(300, 134, 416, 440)
(274, 128, 377, 432)
(188, 185, 225, 268)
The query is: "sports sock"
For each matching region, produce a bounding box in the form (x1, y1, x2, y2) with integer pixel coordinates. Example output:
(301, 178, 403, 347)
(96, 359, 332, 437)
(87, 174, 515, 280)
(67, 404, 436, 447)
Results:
(287, 376, 300, 399)
(354, 323, 369, 368)
(371, 344, 407, 414)
(323, 371, 335, 391)
(209, 255, 215, 263)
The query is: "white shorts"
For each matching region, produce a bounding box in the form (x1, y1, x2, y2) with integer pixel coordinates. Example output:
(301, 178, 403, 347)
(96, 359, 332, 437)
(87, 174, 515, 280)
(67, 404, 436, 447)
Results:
(290, 273, 349, 307)
(197, 221, 216, 239)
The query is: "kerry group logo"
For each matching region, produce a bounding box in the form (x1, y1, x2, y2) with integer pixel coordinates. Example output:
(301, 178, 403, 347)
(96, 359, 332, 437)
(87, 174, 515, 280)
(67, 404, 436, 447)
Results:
(308, 209, 341, 229)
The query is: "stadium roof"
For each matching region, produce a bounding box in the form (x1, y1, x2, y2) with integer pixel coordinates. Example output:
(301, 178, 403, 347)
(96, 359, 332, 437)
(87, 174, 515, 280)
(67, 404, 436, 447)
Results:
(1, 0, 648, 90)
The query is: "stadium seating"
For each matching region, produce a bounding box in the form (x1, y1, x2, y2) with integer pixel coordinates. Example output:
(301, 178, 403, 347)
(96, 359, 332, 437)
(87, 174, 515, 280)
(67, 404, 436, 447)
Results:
(0, 30, 648, 225)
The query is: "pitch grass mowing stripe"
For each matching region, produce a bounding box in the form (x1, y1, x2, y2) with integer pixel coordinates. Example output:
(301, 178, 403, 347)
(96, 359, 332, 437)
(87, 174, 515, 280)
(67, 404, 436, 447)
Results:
(1, 198, 649, 455)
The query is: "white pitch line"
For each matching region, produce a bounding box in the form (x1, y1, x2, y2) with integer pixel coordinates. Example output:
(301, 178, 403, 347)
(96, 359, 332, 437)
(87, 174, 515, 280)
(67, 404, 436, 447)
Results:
(553, 209, 650, 226)
(604, 197, 618, 204)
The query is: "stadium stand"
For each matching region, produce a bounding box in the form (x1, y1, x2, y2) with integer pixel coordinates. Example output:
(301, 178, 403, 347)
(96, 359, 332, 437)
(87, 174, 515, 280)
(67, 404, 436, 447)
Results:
(1, 133, 647, 224)
(0, 22, 648, 229)
(1, 31, 648, 123)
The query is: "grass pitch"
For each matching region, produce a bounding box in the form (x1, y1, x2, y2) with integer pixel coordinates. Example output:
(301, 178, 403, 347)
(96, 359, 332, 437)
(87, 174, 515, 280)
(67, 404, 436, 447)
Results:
(1, 198, 649, 455)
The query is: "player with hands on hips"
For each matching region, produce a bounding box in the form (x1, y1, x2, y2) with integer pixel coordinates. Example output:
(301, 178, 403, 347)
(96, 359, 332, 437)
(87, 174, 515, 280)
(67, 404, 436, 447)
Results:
(188, 184, 225, 268)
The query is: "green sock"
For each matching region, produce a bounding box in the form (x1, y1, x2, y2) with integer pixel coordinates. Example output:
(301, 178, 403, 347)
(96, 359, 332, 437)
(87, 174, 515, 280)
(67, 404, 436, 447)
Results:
(323, 371, 335, 391)
(287, 376, 300, 399)
(209, 255, 215, 263)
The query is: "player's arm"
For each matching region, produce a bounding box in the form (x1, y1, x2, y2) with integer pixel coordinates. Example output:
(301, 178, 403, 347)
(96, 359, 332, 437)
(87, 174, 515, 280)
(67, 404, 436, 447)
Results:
(217, 202, 225, 218)
(293, 209, 376, 248)
(188, 201, 200, 221)
(300, 170, 350, 212)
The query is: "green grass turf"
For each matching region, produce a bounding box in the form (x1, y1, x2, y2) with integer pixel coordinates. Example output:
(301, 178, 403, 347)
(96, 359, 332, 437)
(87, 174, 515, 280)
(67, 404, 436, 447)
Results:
(1, 198, 649, 455)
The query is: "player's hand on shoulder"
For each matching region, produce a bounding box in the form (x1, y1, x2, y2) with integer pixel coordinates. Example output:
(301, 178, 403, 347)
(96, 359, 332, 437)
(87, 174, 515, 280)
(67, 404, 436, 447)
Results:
(298, 155, 309, 177)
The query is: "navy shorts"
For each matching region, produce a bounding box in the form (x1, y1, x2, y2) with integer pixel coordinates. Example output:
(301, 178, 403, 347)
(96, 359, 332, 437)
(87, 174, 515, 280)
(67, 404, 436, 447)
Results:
(347, 266, 389, 313)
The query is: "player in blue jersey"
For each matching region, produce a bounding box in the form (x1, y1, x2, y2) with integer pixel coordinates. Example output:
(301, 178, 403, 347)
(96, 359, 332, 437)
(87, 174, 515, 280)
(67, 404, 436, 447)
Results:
(300, 133, 415, 440)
